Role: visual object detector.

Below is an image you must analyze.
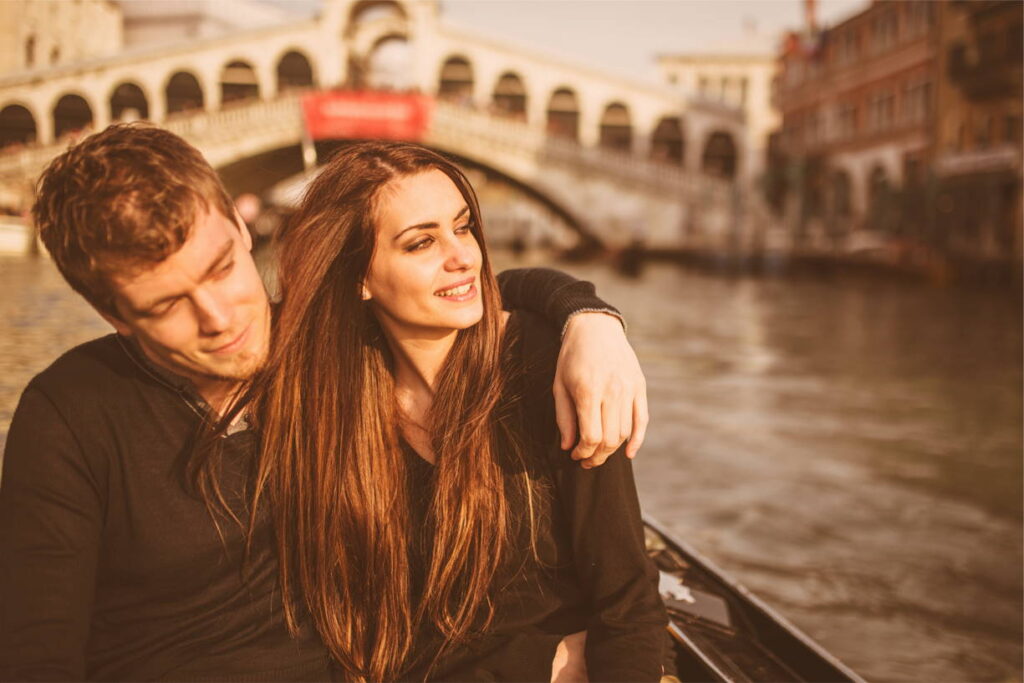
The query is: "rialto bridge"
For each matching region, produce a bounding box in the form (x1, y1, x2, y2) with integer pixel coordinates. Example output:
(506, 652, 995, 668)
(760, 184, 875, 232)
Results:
(0, 0, 751, 250)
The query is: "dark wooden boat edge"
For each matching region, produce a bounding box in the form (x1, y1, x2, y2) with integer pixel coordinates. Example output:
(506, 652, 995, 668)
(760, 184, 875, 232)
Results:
(644, 514, 865, 683)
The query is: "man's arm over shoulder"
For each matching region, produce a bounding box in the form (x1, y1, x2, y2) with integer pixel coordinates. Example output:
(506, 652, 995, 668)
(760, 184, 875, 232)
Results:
(497, 268, 648, 466)
(0, 383, 103, 681)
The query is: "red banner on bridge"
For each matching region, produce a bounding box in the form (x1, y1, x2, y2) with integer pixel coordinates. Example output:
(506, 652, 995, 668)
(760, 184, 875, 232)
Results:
(301, 91, 433, 141)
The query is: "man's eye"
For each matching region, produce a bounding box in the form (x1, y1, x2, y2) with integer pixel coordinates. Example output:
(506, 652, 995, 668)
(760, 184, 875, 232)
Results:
(149, 298, 181, 317)
(217, 260, 234, 277)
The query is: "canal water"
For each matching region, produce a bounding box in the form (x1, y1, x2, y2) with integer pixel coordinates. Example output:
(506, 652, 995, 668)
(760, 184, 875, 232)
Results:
(1, 250, 1021, 682)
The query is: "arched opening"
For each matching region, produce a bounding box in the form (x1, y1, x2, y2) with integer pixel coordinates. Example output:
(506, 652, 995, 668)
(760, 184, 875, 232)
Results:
(831, 170, 852, 217)
(867, 165, 893, 231)
(650, 116, 683, 165)
(52, 94, 93, 139)
(546, 87, 579, 141)
(365, 36, 414, 91)
(110, 82, 149, 121)
(701, 131, 737, 178)
(220, 60, 259, 106)
(599, 102, 632, 152)
(0, 104, 37, 149)
(349, 0, 407, 27)
(277, 50, 315, 92)
(166, 71, 204, 115)
(492, 72, 526, 120)
(438, 55, 474, 104)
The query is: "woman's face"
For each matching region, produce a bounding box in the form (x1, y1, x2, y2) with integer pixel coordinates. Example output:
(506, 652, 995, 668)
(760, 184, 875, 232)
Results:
(364, 168, 484, 340)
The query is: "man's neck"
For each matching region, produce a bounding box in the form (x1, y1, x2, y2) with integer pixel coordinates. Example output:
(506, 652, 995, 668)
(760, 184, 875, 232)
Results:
(194, 377, 245, 416)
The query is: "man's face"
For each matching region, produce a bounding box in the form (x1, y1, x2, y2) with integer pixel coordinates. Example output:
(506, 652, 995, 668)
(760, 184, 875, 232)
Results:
(104, 206, 271, 393)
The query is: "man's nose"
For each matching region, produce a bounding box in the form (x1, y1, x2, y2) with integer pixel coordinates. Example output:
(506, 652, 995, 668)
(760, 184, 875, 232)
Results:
(193, 289, 232, 335)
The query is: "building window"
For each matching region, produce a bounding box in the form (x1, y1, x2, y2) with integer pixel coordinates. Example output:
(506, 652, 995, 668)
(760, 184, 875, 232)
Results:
(872, 12, 898, 53)
(869, 91, 896, 131)
(50, 47, 60, 64)
(903, 81, 932, 124)
(698, 76, 709, 93)
(837, 103, 858, 139)
(976, 116, 993, 149)
(25, 35, 35, 67)
(668, 73, 678, 85)
(1005, 115, 1021, 144)
(1008, 23, 1023, 63)
(906, 1, 932, 36)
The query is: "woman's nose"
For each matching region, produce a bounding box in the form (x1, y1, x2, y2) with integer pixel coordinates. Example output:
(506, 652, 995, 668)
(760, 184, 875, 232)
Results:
(444, 237, 476, 271)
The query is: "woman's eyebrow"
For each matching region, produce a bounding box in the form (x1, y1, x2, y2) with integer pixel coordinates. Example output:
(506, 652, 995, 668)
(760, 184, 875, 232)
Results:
(393, 206, 471, 241)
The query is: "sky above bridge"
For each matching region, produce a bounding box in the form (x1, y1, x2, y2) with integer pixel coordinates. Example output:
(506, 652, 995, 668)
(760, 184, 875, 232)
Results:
(271, 0, 865, 83)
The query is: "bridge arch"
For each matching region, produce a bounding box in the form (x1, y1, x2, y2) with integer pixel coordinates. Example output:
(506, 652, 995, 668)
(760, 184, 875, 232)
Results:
(650, 115, 683, 165)
(276, 49, 316, 91)
(52, 92, 94, 140)
(701, 130, 737, 179)
(491, 71, 527, 120)
(165, 70, 205, 115)
(364, 35, 414, 90)
(438, 55, 474, 103)
(599, 102, 632, 152)
(0, 103, 37, 149)
(109, 81, 150, 121)
(348, 0, 409, 28)
(546, 87, 579, 141)
(220, 60, 260, 106)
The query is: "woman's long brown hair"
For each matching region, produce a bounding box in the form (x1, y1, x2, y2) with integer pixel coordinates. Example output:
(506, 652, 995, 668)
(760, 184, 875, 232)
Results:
(208, 142, 532, 681)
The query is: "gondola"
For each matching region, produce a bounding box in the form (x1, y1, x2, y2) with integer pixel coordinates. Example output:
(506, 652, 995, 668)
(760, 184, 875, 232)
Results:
(644, 516, 863, 682)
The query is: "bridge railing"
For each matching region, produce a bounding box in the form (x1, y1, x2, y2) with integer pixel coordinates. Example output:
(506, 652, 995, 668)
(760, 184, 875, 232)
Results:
(429, 101, 708, 193)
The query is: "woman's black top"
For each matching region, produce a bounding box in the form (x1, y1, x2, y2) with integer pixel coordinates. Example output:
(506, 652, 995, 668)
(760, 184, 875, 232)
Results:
(402, 310, 666, 682)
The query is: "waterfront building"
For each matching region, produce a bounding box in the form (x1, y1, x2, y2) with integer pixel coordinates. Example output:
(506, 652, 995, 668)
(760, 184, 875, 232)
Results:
(657, 32, 779, 182)
(0, 0, 123, 78)
(772, 0, 1021, 276)
(932, 0, 1022, 271)
(771, 0, 938, 252)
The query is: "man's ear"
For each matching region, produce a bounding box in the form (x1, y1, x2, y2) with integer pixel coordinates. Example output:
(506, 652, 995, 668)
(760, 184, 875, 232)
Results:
(233, 208, 253, 251)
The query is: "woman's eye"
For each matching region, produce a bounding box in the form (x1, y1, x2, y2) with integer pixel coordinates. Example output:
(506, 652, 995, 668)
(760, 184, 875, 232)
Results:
(455, 222, 475, 234)
(406, 237, 433, 252)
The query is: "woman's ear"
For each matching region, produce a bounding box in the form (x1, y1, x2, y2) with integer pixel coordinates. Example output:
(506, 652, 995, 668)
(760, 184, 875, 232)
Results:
(360, 284, 372, 301)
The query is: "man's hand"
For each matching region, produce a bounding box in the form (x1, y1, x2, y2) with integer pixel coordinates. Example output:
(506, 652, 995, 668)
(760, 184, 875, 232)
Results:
(554, 312, 648, 467)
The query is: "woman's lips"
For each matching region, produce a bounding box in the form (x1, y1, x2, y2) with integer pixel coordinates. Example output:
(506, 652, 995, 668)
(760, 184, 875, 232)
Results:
(434, 278, 477, 302)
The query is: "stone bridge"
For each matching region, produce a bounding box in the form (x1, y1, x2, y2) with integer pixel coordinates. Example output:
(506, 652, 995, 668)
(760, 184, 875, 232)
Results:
(0, 0, 750, 249)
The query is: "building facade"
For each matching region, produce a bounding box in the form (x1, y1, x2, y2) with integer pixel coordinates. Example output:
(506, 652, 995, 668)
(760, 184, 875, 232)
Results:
(932, 0, 1022, 268)
(657, 48, 778, 182)
(0, 0, 123, 77)
(772, 0, 1021, 274)
(772, 0, 938, 251)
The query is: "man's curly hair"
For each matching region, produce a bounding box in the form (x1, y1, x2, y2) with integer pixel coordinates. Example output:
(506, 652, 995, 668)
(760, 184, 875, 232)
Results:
(33, 123, 237, 316)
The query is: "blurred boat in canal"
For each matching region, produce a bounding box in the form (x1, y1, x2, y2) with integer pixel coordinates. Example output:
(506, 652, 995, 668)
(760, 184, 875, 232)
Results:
(645, 516, 863, 682)
(0, 215, 32, 255)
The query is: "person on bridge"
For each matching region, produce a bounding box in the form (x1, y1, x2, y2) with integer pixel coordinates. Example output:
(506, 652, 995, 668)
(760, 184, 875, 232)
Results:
(221, 141, 666, 681)
(0, 124, 649, 681)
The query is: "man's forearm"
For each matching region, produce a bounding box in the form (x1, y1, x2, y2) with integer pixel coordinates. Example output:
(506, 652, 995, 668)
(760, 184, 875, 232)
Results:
(496, 268, 623, 334)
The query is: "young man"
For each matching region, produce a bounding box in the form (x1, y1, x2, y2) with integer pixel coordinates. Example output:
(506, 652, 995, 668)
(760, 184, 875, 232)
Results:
(0, 124, 648, 680)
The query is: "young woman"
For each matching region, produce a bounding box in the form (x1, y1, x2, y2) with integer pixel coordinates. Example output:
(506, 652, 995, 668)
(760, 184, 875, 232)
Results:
(243, 142, 666, 681)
